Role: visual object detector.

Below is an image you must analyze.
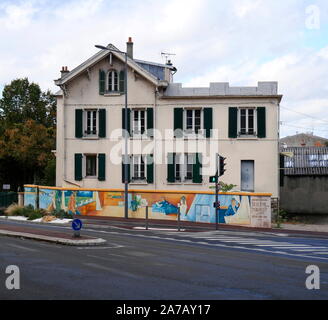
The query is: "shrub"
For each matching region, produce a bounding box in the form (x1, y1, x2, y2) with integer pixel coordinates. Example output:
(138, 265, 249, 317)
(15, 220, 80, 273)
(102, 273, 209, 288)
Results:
(27, 211, 44, 221)
(50, 209, 72, 219)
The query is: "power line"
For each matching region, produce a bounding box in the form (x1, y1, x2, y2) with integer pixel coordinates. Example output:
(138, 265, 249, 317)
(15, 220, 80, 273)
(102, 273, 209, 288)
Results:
(280, 105, 328, 124)
(280, 122, 328, 132)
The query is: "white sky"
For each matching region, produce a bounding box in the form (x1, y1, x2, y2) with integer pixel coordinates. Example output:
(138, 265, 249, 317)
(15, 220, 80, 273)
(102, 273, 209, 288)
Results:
(0, 0, 327, 138)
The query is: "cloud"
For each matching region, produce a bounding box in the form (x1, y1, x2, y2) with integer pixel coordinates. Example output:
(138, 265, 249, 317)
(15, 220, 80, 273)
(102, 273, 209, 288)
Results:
(0, 0, 39, 30)
(0, 0, 327, 137)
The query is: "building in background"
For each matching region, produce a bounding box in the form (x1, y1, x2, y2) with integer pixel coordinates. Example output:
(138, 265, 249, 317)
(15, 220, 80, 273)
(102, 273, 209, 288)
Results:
(280, 133, 328, 148)
(54, 38, 282, 197)
(280, 145, 328, 215)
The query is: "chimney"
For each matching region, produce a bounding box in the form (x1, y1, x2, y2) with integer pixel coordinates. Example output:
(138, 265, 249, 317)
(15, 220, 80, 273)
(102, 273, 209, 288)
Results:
(61, 66, 69, 77)
(126, 37, 133, 59)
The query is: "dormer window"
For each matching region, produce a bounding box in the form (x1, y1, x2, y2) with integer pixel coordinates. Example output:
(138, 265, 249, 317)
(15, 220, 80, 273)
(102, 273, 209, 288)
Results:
(108, 70, 119, 92)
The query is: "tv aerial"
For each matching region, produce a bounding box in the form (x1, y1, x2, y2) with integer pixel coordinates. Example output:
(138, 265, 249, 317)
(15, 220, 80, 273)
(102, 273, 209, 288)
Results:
(161, 52, 176, 64)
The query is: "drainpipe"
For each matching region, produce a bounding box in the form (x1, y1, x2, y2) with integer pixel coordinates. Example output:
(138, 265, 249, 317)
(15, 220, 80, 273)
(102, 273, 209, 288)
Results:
(154, 87, 158, 190)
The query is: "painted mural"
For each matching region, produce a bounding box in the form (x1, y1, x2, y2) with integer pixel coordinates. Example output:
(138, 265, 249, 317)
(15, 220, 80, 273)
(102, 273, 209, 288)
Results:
(24, 185, 271, 227)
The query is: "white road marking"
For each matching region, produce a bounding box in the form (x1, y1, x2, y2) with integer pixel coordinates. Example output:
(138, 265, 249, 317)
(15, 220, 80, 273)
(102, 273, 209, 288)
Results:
(77, 244, 124, 250)
(7, 243, 38, 252)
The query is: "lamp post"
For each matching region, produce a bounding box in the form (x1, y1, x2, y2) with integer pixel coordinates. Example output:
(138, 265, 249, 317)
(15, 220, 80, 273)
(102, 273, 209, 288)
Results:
(95, 45, 129, 219)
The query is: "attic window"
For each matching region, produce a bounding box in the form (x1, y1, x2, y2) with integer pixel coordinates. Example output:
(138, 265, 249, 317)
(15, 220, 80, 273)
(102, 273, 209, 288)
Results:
(108, 70, 119, 92)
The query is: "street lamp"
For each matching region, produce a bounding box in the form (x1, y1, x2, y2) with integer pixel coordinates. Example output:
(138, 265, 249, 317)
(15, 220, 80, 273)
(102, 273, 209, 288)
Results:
(95, 44, 129, 219)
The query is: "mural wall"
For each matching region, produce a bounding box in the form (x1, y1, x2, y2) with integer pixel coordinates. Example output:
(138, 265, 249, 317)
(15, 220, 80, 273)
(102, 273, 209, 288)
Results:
(24, 185, 272, 228)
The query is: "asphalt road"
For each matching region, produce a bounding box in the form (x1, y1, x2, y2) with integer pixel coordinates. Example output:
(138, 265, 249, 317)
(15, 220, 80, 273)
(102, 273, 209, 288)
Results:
(0, 219, 328, 300)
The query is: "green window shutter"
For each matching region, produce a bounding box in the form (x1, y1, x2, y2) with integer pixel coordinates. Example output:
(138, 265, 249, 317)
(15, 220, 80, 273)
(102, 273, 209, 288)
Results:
(119, 70, 125, 93)
(147, 108, 154, 138)
(146, 154, 154, 184)
(98, 109, 106, 138)
(122, 157, 131, 183)
(75, 109, 83, 138)
(99, 70, 105, 95)
(280, 154, 285, 187)
(167, 153, 176, 183)
(174, 108, 183, 138)
(203, 108, 213, 138)
(74, 154, 83, 181)
(193, 153, 203, 183)
(228, 107, 238, 138)
(257, 107, 266, 138)
(122, 108, 131, 137)
(98, 154, 106, 181)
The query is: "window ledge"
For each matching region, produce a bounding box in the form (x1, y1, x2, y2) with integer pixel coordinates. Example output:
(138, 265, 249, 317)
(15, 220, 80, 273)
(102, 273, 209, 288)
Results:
(130, 182, 149, 185)
(104, 92, 122, 97)
(167, 182, 204, 185)
(84, 177, 98, 180)
(82, 136, 99, 140)
(236, 136, 259, 140)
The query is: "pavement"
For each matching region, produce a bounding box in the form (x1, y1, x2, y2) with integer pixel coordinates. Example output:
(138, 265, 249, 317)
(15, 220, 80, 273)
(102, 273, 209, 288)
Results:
(1, 215, 328, 246)
(0, 219, 106, 246)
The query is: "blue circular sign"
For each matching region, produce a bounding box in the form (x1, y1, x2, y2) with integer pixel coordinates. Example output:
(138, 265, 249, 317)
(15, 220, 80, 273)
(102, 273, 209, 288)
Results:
(72, 219, 83, 231)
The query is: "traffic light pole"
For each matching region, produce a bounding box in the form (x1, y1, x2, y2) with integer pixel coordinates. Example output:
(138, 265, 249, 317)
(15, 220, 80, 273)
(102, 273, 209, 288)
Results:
(215, 154, 219, 230)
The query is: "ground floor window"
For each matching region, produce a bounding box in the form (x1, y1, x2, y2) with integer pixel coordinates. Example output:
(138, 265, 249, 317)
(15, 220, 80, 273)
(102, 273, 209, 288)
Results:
(175, 154, 194, 182)
(86, 154, 97, 177)
(132, 155, 146, 181)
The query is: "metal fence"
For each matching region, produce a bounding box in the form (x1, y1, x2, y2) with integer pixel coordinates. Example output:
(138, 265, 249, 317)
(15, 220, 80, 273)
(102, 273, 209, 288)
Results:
(0, 192, 18, 208)
(281, 147, 328, 175)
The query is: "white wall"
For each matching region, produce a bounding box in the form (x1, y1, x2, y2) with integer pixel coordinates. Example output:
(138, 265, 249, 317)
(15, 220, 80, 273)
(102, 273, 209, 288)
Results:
(56, 55, 280, 197)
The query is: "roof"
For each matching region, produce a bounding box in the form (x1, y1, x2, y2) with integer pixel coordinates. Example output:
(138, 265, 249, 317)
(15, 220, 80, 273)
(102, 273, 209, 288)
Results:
(280, 133, 328, 147)
(162, 82, 282, 100)
(54, 44, 168, 90)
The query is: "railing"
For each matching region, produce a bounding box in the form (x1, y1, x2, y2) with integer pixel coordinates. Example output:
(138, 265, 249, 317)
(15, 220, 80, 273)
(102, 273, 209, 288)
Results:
(0, 192, 18, 208)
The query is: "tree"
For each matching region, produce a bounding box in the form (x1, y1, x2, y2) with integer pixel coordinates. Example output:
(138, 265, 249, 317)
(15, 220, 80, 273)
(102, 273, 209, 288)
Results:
(0, 78, 56, 190)
(0, 78, 56, 128)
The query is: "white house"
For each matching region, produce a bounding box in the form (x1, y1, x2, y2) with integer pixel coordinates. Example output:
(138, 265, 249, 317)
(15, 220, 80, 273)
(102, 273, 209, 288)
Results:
(54, 38, 282, 197)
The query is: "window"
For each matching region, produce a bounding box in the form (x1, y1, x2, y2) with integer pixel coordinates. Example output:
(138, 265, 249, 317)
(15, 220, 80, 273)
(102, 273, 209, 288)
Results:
(238, 108, 256, 136)
(107, 70, 119, 92)
(85, 110, 97, 135)
(185, 109, 202, 134)
(132, 109, 146, 136)
(86, 155, 97, 177)
(132, 155, 146, 181)
(175, 154, 194, 181)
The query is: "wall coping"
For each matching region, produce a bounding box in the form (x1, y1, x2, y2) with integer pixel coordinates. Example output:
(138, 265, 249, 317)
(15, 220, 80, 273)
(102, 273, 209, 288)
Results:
(24, 185, 272, 197)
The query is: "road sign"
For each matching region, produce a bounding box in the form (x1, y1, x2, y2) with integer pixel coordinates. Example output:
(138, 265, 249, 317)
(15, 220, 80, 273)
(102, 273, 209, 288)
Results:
(72, 219, 83, 231)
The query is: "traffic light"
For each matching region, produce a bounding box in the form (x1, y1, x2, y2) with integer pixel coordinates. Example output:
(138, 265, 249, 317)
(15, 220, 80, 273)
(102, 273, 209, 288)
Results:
(219, 156, 226, 176)
(209, 176, 217, 183)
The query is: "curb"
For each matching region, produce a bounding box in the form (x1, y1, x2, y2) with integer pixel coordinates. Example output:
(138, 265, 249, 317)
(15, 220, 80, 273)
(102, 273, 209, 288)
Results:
(0, 230, 107, 246)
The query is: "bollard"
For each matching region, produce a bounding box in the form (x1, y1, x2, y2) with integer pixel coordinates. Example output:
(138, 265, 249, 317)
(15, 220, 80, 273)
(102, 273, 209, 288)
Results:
(145, 206, 149, 230)
(178, 207, 181, 232)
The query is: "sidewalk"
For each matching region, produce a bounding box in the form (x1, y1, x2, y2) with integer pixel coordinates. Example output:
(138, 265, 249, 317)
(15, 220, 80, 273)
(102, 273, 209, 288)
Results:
(0, 222, 106, 246)
(80, 215, 328, 238)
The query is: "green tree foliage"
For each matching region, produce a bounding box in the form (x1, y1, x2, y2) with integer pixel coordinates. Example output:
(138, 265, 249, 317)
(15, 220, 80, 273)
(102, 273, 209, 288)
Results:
(0, 78, 56, 189)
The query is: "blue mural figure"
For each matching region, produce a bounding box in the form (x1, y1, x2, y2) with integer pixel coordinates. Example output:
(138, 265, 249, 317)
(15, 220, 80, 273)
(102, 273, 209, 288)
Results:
(152, 198, 178, 215)
(220, 197, 240, 223)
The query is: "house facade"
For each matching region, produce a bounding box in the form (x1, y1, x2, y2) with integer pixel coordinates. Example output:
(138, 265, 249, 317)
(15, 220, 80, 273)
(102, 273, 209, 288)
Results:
(54, 38, 282, 198)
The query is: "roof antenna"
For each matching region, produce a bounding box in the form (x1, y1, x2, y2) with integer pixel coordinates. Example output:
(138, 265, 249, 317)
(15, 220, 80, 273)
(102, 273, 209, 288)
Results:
(161, 52, 176, 64)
